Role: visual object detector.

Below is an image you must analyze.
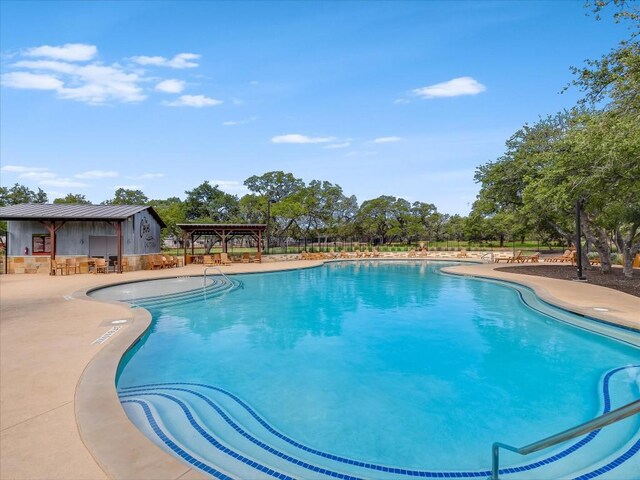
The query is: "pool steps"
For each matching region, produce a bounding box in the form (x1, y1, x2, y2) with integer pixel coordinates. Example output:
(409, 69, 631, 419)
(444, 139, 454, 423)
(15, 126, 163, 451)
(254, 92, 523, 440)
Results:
(126, 276, 241, 309)
(118, 365, 639, 480)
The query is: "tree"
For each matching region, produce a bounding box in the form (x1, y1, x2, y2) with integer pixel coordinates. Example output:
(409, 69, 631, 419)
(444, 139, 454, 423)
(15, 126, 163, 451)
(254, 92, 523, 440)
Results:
(183, 181, 239, 253)
(184, 181, 239, 222)
(150, 197, 185, 245)
(103, 188, 149, 205)
(0, 183, 48, 206)
(53, 193, 92, 204)
(244, 171, 305, 202)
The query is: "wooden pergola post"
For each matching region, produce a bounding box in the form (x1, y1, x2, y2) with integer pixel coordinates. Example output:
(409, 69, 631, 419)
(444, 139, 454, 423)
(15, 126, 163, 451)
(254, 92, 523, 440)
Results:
(40, 221, 66, 274)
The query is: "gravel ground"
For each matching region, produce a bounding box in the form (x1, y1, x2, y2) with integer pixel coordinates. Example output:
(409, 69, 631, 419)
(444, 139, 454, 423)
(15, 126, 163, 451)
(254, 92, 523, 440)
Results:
(496, 264, 640, 298)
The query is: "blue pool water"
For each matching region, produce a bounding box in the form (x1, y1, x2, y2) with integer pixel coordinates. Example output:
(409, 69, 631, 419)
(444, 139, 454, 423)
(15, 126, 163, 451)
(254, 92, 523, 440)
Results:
(100, 261, 640, 479)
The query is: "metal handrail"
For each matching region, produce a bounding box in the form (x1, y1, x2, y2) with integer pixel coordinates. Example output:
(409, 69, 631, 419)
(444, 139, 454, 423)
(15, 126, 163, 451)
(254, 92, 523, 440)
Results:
(491, 399, 640, 479)
(203, 266, 232, 287)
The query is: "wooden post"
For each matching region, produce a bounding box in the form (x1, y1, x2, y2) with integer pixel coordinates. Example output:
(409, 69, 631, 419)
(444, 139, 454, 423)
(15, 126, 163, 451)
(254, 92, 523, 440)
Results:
(41, 221, 66, 275)
(182, 230, 188, 266)
(117, 221, 123, 273)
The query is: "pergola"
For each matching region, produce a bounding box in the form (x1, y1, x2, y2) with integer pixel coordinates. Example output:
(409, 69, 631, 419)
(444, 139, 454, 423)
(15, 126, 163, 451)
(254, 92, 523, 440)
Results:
(177, 223, 267, 265)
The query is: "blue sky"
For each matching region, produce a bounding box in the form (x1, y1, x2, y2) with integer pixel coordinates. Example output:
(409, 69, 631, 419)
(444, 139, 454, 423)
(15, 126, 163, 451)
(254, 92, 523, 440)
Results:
(0, 1, 625, 214)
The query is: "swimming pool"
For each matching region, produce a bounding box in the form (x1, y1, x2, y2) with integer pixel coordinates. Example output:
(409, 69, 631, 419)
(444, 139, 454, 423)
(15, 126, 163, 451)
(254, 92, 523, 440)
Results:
(94, 261, 640, 479)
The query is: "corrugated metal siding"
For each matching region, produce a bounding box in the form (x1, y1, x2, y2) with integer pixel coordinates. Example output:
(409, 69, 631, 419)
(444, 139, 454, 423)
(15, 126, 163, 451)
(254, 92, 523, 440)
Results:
(6, 214, 164, 256)
(133, 211, 162, 254)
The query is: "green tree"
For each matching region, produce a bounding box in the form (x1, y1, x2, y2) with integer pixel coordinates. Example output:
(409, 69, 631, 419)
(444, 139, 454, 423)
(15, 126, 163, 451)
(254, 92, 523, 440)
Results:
(0, 183, 48, 205)
(103, 188, 149, 205)
(53, 193, 92, 204)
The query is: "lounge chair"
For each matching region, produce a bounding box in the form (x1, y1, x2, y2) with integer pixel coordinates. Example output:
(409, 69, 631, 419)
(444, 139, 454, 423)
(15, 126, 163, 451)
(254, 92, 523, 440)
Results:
(251, 252, 262, 263)
(456, 249, 468, 258)
(522, 252, 540, 263)
(203, 255, 215, 266)
(506, 251, 524, 263)
(241, 252, 251, 263)
(545, 250, 573, 263)
(408, 249, 416, 258)
(220, 252, 232, 265)
(213, 253, 221, 265)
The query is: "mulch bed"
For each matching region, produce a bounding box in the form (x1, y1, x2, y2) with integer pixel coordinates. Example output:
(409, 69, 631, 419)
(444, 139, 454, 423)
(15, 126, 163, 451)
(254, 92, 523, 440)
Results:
(495, 264, 640, 298)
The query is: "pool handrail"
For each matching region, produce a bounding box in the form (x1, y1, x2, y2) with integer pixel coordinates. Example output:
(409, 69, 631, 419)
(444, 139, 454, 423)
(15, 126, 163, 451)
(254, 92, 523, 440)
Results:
(491, 398, 640, 479)
(203, 266, 233, 288)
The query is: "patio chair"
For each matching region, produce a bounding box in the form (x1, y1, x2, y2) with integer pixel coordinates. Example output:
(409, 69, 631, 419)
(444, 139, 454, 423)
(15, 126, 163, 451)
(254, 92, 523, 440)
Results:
(251, 252, 262, 263)
(213, 253, 221, 265)
(242, 252, 251, 263)
(456, 249, 468, 258)
(94, 258, 108, 274)
(203, 255, 215, 266)
(151, 255, 165, 270)
(66, 257, 80, 274)
(51, 259, 66, 276)
(115, 257, 129, 272)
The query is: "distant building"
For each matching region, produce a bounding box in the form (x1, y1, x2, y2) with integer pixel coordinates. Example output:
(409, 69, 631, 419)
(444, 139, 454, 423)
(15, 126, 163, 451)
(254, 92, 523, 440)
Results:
(0, 204, 166, 274)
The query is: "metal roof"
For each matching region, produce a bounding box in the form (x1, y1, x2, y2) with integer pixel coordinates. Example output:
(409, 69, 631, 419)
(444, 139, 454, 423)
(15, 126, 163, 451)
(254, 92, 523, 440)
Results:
(0, 204, 167, 227)
(177, 223, 266, 229)
(177, 223, 266, 237)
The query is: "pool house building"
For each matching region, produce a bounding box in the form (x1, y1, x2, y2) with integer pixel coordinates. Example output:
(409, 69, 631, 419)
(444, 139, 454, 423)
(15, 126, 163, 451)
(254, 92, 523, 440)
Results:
(0, 204, 166, 274)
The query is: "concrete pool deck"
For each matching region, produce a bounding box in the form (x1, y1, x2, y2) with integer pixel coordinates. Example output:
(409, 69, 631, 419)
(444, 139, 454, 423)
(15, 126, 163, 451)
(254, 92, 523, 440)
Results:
(1, 258, 638, 479)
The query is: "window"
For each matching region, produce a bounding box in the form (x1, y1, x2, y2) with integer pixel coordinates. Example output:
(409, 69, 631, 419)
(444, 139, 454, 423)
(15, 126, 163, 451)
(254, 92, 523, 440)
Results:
(32, 234, 51, 255)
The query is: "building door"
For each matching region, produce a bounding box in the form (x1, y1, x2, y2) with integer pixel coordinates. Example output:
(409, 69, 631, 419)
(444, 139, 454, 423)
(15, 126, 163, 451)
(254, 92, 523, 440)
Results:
(89, 235, 117, 259)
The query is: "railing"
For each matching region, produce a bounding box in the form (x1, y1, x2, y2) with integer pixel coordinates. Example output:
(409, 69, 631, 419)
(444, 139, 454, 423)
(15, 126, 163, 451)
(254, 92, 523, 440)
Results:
(491, 399, 640, 479)
(203, 266, 233, 288)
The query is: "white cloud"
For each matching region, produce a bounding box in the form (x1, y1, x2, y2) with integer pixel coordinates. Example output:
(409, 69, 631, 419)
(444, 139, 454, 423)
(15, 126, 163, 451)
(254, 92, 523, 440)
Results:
(411, 77, 487, 99)
(19, 171, 58, 181)
(132, 53, 200, 69)
(372, 136, 403, 144)
(127, 173, 165, 179)
(222, 116, 257, 126)
(7, 59, 146, 104)
(163, 94, 222, 107)
(24, 43, 97, 62)
(1, 165, 49, 173)
(1, 71, 63, 90)
(323, 142, 351, 149)
(271, 134, 335, 144)
(394, 98, 410, 105)
(113, 184, 142, 190)
(155, 79, 185, 93)
(74, 170, 118, 179)
(412, 77, 486, 99)
(39, 178, 89, 188)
